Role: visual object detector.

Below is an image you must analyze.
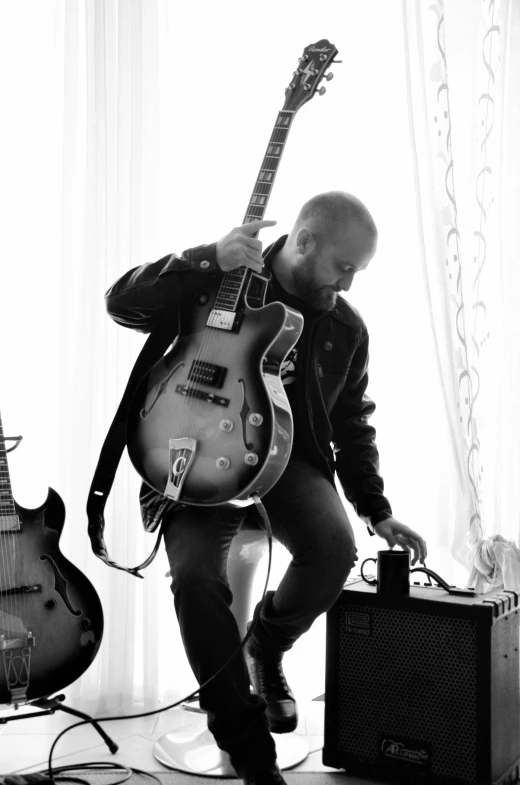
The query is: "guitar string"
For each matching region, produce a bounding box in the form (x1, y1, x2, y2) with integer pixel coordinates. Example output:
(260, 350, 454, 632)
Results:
(0, 435, 7, 641)
(186, 115, 288, 406)
(174, 117, 289, 492)
(0, 428, 10, 648)
(182, 114, 292, 483)
(0, 424, 18, 664)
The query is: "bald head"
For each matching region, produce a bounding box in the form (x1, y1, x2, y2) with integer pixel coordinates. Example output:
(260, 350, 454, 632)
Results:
(290, 191, 377, 251)
(271, 191, 378, 311)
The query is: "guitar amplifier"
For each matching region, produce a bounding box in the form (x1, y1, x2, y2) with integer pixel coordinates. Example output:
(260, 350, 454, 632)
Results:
(323, 578, 520, 785)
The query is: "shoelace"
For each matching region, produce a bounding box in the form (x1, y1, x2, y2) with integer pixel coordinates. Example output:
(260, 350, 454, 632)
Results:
(249, 652, 293, 697)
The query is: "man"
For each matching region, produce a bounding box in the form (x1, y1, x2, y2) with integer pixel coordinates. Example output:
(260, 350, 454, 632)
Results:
(105, 191, 428, 785)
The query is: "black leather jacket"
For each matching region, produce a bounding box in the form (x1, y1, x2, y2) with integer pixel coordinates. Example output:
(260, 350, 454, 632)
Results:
(105, 235, 392, 537)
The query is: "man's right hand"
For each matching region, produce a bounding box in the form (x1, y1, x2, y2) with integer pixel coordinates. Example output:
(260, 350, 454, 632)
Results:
(216, 219, 277, 273)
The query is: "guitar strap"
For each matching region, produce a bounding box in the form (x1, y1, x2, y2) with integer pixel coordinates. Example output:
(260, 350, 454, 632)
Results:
(86, 313, 178, 579)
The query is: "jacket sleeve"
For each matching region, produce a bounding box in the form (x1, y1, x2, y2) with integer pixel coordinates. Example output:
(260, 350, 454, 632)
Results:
(330, 330, 393, 536)
(104, 243, 221, 333)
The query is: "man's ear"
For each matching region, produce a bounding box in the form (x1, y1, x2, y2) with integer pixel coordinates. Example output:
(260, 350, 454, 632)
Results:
(296, 227, 313, 256)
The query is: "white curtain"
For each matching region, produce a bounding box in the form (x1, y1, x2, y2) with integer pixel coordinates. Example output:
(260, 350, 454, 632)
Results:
(402, 0, 520, 592)
(58, 0, 171, 714)
(3, 0, 519, 717)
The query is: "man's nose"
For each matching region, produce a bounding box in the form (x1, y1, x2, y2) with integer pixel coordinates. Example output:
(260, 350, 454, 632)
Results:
(338, 271, 355, 291)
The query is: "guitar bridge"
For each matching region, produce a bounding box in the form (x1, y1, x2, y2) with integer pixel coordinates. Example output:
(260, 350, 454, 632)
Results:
(164, 437, 197, 501)
(1, 632, 35, 706)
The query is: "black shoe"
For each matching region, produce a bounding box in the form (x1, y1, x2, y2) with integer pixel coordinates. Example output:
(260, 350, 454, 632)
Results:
(233, 759, 288, 785)
(245, 623, 298, 734)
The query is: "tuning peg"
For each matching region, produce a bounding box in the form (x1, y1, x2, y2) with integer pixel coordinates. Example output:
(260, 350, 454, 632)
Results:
(325, 72, 334, 81)
(332, 59, 342, 63)
(318, 86, 326, 96)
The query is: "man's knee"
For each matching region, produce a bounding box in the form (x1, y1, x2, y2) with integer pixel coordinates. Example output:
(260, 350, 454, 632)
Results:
(168, 560, 214, 590)
(311, 532, 358, 572)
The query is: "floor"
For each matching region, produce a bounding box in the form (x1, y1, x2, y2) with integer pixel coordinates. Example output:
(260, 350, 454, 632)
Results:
(0, 697, 339, 776)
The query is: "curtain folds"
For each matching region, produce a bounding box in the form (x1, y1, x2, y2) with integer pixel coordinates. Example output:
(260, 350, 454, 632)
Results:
(59, 0, 185, 713)
(402, 0, 520, 589)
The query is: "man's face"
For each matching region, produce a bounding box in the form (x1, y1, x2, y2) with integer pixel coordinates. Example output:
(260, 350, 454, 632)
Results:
(292, 220, 376, 311)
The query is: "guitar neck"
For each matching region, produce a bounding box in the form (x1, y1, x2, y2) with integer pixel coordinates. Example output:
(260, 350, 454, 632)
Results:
(214, 109, 295, 311)
(0, 412, 16, 516)
(212, 38, 338, 313)
(242, 109, 295, 228)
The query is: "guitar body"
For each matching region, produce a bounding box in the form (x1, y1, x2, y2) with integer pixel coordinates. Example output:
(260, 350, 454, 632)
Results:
(0, 487, 103, 706)
(127, 284, 303, 506)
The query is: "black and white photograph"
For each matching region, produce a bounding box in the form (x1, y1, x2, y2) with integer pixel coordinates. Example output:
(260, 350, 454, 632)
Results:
(0, 1, 519, 783)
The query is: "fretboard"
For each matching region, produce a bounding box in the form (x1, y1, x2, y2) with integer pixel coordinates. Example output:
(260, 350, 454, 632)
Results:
(213, 109, 295, 312)
(0, 412, 15, 516)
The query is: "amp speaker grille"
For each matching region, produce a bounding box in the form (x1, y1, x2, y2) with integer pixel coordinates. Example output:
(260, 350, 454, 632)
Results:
(336, 603, 477, 780)
(323, 580, 520, 785)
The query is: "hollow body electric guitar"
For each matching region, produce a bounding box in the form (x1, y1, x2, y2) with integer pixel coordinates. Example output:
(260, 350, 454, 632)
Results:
(127, 40, 339, 507)
(0, 415, 103, 706)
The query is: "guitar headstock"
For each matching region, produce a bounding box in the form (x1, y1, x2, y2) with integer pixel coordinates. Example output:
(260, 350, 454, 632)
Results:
(283, 39, 339, 112)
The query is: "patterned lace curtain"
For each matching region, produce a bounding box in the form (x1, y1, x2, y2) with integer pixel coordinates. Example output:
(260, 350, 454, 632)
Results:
(402, 0, 520, 590)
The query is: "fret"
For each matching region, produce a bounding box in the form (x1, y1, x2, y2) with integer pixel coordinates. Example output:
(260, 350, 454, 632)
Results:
(222, 271, 243, 280)
(275, 113, 292, 127)
(212, 102, 295, 270)
(252, 182, 271, 195)
(214, 268, 248, 312)
(261, 157, 281, 168)
(218, 280, 242, 289)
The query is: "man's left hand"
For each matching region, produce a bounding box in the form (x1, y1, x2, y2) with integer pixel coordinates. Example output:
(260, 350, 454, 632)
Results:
(373, 517, 428, 565)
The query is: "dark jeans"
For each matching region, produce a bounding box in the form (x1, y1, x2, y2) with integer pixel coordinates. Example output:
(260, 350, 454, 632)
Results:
(162, 457, 358, 764)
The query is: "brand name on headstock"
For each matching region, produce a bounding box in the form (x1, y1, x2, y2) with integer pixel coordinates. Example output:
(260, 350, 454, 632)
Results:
(308, 46, 332, 53)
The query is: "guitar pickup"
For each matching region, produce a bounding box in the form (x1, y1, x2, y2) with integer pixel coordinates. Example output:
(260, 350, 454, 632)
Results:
(175, 385, 229, 407)
(0, 515, 21, 532)
(206, 309, 244, 333)
(188, 360, 227, 388)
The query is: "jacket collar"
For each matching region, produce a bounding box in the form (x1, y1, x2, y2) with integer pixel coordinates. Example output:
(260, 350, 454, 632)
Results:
(262, 234, 288, 271)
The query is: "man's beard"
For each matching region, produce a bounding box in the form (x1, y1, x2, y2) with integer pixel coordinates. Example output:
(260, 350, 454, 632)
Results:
(292, 253, 338, 311)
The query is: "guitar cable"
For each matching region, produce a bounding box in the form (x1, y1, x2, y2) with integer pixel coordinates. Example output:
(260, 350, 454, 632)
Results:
(14, 494, 274, 782)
